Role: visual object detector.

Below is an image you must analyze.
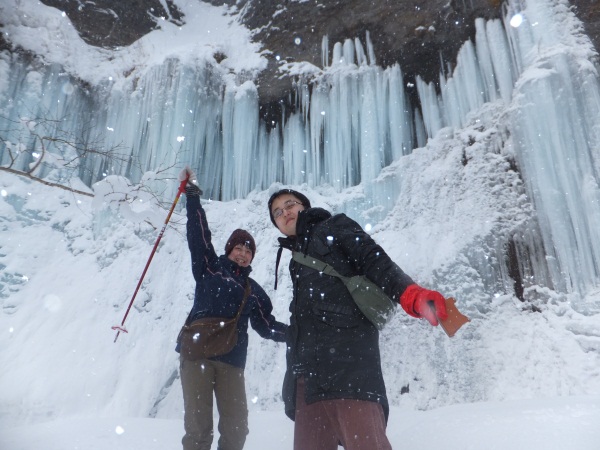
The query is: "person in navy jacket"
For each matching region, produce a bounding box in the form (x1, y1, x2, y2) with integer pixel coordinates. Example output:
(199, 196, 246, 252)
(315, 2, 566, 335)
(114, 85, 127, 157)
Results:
(177, 167, 287, 450)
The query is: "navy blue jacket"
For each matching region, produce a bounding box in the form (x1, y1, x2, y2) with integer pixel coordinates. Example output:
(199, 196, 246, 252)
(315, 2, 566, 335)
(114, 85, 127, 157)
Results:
(177, 194, 287, 368)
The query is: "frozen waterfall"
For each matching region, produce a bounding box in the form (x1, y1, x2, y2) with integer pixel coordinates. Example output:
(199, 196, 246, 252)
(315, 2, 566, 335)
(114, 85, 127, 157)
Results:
(0, 31, 416, 201)
(2, 0, 600, 296)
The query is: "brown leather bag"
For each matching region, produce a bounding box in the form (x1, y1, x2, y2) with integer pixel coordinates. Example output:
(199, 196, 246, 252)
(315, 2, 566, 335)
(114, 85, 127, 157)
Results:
(178, 281, 251, 360)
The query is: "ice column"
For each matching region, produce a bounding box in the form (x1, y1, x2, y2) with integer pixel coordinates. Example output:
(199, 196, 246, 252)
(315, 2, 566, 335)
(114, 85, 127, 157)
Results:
(414, 0, 600, 295)
(0, 58, 96, 181)
(294, 34, 414, 193)
(505, 0, 600, 294)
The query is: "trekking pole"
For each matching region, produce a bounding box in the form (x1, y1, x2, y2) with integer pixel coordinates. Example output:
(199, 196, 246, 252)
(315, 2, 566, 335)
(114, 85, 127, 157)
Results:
(112, 177, 188, 342)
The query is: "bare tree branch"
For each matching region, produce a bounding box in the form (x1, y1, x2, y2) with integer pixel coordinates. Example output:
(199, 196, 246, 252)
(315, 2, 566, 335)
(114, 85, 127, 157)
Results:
(0, 166, 94, 197)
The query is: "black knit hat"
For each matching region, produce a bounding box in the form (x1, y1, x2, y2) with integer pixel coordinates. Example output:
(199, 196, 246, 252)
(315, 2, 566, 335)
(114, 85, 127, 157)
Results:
(225, 229, 256, 260)
(267, 189, 312, 226)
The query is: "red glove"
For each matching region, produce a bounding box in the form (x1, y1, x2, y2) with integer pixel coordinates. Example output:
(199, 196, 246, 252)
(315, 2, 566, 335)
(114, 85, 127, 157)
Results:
(400, 284, 448, 326)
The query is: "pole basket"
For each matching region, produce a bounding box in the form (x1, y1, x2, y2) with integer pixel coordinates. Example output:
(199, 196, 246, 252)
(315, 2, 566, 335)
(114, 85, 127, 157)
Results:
(111, 325, 129, 334)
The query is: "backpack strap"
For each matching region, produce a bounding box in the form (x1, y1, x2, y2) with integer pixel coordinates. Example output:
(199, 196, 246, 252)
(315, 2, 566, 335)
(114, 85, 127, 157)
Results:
(274, 245, 284, 290)
(292, 251, 347, 281)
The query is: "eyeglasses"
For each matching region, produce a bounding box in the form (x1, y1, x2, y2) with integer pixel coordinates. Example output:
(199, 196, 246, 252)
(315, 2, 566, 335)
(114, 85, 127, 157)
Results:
(272, 200, 302, 220)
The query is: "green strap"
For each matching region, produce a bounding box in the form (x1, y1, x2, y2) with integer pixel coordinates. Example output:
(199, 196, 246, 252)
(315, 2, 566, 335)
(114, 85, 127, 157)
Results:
(292, 252, 347, 281)
(292, 251, 395, 331)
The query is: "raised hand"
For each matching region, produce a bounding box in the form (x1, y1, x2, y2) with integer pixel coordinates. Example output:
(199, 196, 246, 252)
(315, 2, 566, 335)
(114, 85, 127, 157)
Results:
(178, 166, 203, 196)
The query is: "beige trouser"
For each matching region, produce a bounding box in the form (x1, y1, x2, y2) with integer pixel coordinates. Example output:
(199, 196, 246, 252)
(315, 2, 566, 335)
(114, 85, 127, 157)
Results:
(180, 358, 249, 450)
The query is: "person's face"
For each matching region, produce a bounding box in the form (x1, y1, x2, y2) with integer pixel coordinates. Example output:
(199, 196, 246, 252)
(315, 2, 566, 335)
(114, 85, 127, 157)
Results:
(271, 194, 305, 237)
(227, 244, 253, 267)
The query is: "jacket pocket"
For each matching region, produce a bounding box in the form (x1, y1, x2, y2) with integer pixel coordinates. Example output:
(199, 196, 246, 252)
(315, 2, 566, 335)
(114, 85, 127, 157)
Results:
(311, 301, 361, 328)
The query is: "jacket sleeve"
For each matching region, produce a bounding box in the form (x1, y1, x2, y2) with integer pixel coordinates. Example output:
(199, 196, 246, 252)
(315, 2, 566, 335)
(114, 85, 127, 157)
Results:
(248, 279, 288, 342)
(329, 214, 415, 303)
(186, 195, 219, 281)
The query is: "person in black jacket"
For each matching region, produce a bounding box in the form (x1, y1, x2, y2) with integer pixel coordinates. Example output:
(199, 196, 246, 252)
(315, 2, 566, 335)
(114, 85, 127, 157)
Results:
(268, 188, 448, 450)
(177, 167, 287, 450)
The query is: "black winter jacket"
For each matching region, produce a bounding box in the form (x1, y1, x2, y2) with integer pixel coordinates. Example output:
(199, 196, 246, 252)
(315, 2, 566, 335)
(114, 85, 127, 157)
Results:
(176, 194, 287, 369)
(278, 207, 414, 420)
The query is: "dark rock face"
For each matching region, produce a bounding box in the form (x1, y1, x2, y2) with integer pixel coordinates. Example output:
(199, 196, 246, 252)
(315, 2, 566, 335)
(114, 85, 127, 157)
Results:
(573, 1, 600, 53)
(8, 0, 600, 122)
(242, 0, 503, 103)
(39, 0, 184, 48)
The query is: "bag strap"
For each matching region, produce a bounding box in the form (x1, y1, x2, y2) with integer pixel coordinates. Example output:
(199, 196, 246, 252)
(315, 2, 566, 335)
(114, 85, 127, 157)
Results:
(292, 251, 347, 282)
(234, 280, 252, 320)
(185, 279, 252, 325)
(274, 245, 284, 290)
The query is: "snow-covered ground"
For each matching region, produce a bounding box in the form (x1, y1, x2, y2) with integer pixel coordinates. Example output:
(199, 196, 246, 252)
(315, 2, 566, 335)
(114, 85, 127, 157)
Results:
(2, 397, 599, 450)
(0, 396, 600, 450)
(2, 164, 600, 449)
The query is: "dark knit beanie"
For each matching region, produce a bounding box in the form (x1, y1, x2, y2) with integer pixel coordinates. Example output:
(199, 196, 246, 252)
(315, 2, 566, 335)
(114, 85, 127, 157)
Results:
(267, 189, 312, 226)
(225, 229, 256, 259)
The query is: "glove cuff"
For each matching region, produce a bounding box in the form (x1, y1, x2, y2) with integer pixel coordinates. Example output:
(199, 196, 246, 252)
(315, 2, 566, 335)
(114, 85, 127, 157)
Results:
(399, 284, 422, 318)
(185, 183, 203, 197)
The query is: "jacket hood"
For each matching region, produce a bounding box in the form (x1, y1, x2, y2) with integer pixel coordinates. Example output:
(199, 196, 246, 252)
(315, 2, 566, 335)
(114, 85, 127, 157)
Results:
(296, 207, 331, 237)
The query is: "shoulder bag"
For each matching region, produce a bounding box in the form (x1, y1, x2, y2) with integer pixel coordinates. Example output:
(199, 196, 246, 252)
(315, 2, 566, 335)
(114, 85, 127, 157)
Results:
(178, 280, 251, 360)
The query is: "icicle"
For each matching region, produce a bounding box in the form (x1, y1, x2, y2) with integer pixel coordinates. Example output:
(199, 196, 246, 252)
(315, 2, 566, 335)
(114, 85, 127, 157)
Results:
(321, 35, 329, 68)
(387, 65, 413, 159)
(485, 18, 515, 104)
(366, 31, 377, 66)
(355, 38, 367, 66)
(416, 76, 443, 138)
(331, 42, 343, 66)
(343, 39, 356, 66)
